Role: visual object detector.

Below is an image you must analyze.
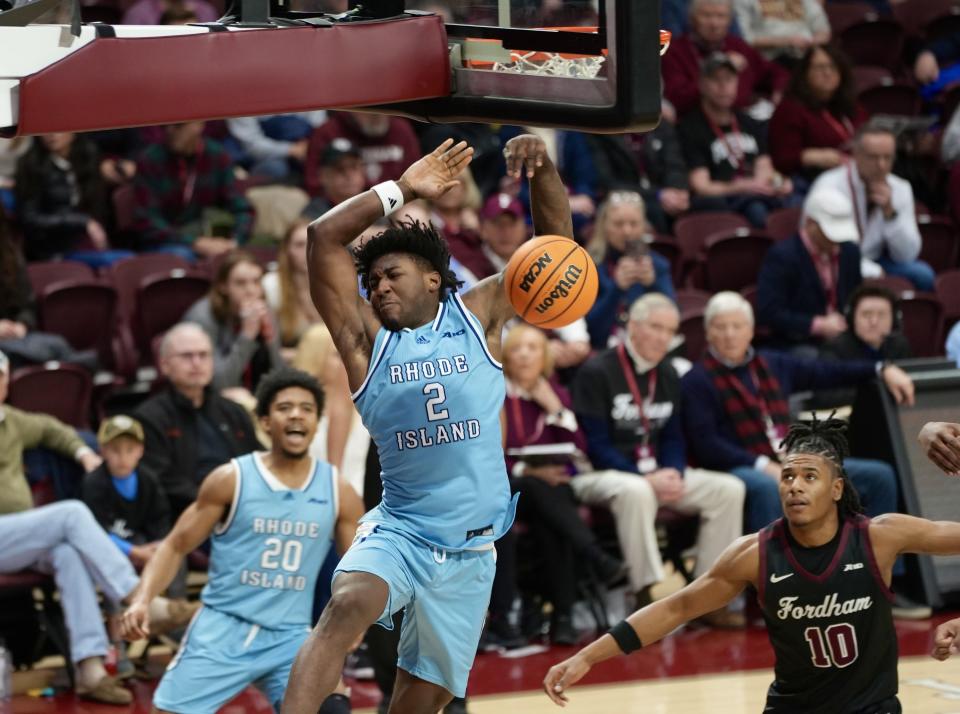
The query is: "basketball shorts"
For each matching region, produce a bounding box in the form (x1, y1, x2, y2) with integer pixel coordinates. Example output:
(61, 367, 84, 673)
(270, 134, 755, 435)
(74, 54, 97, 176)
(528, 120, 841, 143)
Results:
(333, 523, 496, 698)
(153, 606, 309, 714)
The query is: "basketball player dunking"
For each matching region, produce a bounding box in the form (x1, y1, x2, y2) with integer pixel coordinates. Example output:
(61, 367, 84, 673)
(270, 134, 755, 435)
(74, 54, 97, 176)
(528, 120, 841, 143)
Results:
(121, 368, 364, 714)
(281, 136, 571, 714)
(545, 418, 960, 714)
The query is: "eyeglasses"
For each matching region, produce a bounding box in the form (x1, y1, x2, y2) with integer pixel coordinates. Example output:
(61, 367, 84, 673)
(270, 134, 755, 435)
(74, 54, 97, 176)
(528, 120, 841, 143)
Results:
(606, 191, 644, 206)
(170, 350, 211, 362)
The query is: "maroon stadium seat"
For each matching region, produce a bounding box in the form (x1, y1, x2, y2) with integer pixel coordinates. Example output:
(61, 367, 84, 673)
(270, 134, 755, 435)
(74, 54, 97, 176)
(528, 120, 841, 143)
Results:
(676, 288, 711, 316)
(825, 1, 878, 34)
(679, 308, 707, 361)
(135, 272, 211, 359)
(107, 253, 193, 322)
(899, 293, 945, 357)
(8, 363, 93, 429)
(851, 65, 893, 94)
(673, 211, 750, 262)
(36, 279, 117, 367)
(918, 215, 960, 274)
(702, 232, 775, 293)
(862, 275, 914, 296)
(765, 206, 802, 242)
(839, 20, 905, 72)
(26, 260, 95, 296)
(857, 84, 922, 117)
(935, 269, 960, 328)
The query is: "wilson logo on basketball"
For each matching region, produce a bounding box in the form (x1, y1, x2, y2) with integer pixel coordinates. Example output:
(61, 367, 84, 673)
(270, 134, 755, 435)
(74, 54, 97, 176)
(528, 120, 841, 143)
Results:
(519, 253, 553, 292)
(534, 264, 583, 314)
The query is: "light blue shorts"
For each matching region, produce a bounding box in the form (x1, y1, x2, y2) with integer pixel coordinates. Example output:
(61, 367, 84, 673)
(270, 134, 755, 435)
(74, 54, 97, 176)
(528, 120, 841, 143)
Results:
(333, 523, 496, 698)
(153, 606, 309, 714)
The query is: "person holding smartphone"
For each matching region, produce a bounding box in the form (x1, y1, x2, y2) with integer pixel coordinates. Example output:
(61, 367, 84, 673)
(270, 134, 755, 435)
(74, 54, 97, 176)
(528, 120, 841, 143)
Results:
(584, 191, 677, 349)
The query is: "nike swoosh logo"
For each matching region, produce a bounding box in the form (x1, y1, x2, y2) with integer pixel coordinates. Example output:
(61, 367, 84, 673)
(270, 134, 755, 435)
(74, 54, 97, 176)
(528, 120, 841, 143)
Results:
(770, 573, 794, 583)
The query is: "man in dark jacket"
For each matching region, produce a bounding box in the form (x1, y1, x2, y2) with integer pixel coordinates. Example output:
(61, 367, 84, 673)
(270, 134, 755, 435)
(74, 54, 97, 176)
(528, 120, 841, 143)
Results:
(135, 322, 261, 517)
(756, 186, 863, 355)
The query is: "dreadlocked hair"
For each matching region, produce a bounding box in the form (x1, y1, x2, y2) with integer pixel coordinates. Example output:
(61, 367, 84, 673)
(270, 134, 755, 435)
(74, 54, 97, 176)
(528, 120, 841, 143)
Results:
(782, 415, 864, 521)
(353, 219, 462, 297)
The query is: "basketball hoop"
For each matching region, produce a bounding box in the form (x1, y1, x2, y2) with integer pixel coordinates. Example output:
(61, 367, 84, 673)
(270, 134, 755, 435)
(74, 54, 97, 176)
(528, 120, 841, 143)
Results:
(477, 28, 672, 80)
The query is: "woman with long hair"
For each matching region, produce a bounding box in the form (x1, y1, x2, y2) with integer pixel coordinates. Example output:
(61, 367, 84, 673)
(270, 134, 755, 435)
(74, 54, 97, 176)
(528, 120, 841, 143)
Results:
(263, 217, 322, 359)
(584, 191, 676, 349)
(769, 45, 868, 185)
(183, 250, 283, 392)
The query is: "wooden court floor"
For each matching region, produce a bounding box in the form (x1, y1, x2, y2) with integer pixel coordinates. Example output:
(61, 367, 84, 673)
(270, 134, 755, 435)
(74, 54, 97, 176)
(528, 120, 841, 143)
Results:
(355, 657, 960, 714)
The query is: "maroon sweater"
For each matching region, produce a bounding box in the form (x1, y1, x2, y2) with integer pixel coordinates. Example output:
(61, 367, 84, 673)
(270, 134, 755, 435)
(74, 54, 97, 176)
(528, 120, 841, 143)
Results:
(768, 96, 868, 176)
(662, 34, 789, 117)
(304, 113, 421, 197)
(503, 381, 589, 478)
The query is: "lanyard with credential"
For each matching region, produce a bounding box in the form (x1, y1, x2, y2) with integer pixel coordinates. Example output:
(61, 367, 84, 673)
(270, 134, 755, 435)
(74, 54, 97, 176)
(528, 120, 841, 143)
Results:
(706, 113, 746, 175)
(822, 111, 854, 144)
(508, 393, 545, 445)
(615, 344, 657, 440)
(845, 163, 865, 242)
(726, 365, 786, 454)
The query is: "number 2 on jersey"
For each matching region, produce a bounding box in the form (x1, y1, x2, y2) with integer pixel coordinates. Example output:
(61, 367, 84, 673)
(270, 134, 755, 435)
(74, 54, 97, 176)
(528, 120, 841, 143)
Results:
(261, 537, 303, 572)
(423, 382, 449, 421)
(804, 623, 858, 668)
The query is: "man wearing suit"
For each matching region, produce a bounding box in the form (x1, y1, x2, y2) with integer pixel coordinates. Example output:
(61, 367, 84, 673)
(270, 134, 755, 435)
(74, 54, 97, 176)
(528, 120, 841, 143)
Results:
(756, 187, 862, 356)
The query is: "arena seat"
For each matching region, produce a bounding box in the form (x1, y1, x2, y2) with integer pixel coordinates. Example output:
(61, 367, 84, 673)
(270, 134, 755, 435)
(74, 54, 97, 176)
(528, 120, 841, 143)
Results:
(679, 308, 707, 361)
(673, 211, 750, 263)
(134, 272, 211, 359)
(839, 20, 905, 72)
(702, 232, 775, 293)
(764, 206, 802, 242)
(26, 260, 95, 296)
(0, 570, 73, 686)
(36, 279, 118, 368)
(917, 215, 960, 274)
(899, 293, 945, 357)
(858, 84, 922, 117)
(8, 362, 93, 429)
(935, 269, 960, 329)
(675, 288, 711, 316)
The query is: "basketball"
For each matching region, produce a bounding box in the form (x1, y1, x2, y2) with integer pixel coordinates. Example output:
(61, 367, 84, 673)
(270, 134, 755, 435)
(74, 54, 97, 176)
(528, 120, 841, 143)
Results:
(503, 235, 598, 329)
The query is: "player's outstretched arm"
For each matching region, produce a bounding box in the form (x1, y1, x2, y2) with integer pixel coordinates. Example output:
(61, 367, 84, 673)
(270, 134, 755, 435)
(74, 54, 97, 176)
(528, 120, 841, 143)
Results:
(120, 463, 235, 640)
(463, 134, 573, 347)
(870, 513, 960, 568)
(308, 139, 474, 392)
(933, 618, 960, 660)
(334, 476, 365, 556)
(543, 535, 758, 707)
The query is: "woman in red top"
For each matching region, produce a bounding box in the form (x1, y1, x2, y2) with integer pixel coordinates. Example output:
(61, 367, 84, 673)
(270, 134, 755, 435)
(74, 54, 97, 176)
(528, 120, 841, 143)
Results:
(769, 45, 868, 185)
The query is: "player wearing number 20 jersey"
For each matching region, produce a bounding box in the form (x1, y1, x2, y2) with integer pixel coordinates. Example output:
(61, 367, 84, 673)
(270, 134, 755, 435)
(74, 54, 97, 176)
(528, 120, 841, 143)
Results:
(759, 516, 898, 713)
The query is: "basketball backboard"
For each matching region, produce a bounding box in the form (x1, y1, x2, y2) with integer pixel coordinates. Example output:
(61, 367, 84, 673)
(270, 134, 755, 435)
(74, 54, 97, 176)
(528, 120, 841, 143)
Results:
(381, 0, 667, 133)
(0, 0, 665, 135)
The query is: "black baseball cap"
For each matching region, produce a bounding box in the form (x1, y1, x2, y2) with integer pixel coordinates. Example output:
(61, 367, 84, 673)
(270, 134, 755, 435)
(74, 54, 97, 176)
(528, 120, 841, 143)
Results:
(320, 138, 361, 167)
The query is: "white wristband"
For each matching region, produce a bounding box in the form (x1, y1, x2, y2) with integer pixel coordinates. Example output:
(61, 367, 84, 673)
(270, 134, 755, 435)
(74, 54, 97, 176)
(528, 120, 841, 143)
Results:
(371, 180, 405, 216)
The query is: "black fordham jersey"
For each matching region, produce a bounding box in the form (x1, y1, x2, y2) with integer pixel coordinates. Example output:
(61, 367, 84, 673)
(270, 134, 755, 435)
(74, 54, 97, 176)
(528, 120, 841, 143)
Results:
(759, 516, 899, 714)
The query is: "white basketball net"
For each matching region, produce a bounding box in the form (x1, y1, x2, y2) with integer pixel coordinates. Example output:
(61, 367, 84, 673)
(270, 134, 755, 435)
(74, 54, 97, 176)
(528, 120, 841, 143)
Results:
(490, 36, 670, 79)
(492, 51, 605, 78)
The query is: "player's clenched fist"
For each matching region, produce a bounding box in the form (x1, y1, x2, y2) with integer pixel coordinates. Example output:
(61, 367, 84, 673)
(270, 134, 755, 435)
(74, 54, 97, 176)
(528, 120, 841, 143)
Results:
(503, 134, 550, 179)
(543, 653, 592, 706)
(121, 600, 152, 641)
(932, 618, 960, 661)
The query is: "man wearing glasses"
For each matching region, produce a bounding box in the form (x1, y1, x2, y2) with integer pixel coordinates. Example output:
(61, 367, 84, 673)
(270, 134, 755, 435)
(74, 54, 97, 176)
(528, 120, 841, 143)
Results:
(135, 322, 262, 519)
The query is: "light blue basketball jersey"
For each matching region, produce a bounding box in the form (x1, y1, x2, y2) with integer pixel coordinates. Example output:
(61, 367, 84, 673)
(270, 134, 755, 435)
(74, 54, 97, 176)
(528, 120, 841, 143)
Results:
(201, 453, 337, 629)
(353, 292, 515, 550)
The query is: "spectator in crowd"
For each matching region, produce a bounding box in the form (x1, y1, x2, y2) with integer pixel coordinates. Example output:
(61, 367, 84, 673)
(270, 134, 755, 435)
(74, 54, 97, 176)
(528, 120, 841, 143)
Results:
(226, 111, 328, 182)
(661, 0, 788, 117)
(305, 112, 420, 197)
(816, 284, 912, 408)
(0, 349, 196, 703)
(733, 0, 830, 65)
(15, 132, 131, 266)
(427, 168, 483, 283)
(134, 322, 261, 517)
(769, 44, 867, 187)
(303, 139, 368, 219)
(292, 323, 369, 496)
(947, 321, 960, 367)
(914, 30, 960, 86)
(582, 118, 691, 234)
(81, 415, 171, 570)
(572, 295, 747, 626)
(680, 291, 928, 618)
(679, 52, 794, 227)
(184, 250, 283, 393)
(472, 193, 530, 280)
(263, 218, 321, 360)
(123, 0, 218, 24)
(132, 121, 254, 261)
(756, 186, 862, 355)
(0, 136, 31, 212)
(502, 324, 626, 644)
(810, 122, 933, 291)
(584, 191, 675, 349)
(0, 210, 97, 370)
